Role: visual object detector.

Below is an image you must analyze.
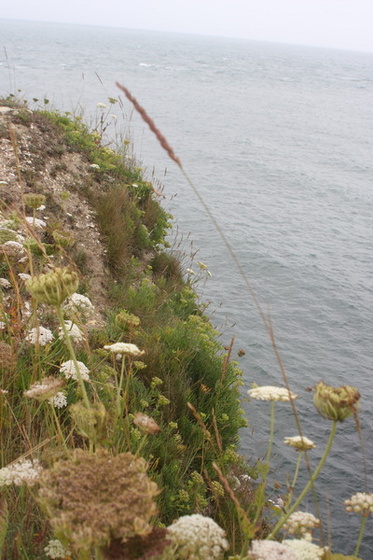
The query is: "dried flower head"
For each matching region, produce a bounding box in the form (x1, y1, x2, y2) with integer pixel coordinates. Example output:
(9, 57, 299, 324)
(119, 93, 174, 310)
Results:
(102, 528, 171, 560)
(284, 436, 316, 451)
(133, 413, 161, 435)
(38, 449, 159, 552)
(344, 492, 373, 515)
(104, 342, 144, 356)
(283, 539, 326, 559)
(167, 514, 229, 559)
(248, 385, 298, 402)
(1, 240, 25, 259)
(248, 539, 296, 559)
(26, 267, 79, 306)
(60, 360, 90, 381)
(282, 512, 320, 537)
(313, 381, 360, 422)
(25, 326, 54, 346)
(24, 376, 64, 402)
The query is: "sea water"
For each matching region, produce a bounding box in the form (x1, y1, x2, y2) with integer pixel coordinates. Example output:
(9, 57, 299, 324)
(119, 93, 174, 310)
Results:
(1, 19, 372, 556)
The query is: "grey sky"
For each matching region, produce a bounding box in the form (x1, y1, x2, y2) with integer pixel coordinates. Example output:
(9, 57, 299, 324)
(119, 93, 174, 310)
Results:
(3, 0, 373, 53)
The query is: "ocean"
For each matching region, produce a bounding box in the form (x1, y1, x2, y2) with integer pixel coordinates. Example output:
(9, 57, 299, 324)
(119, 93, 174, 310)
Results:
(1, 19, 372, 556)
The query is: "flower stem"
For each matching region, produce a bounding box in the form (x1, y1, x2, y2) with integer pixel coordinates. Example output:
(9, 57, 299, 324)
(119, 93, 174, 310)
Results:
(253, 401, 276, 526)
(56, 306, 90, 409)
(354, 513, 367, 557)
(285, 451, 303, 509)
(268, 420, 338, 539)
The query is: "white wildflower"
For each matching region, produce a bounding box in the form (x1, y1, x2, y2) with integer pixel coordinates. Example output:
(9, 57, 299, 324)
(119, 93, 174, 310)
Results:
(248, 539, 296, 559)
(26, 326, 54, 346)
(282, 512, 320, 538)
(44, 538, 70, 559)
(284, 436, 316, 451)
(167, 514, 229, 560)
(103, 342, 144, 356)
(25, 217, 46, 229)
(60, 360, 90, 381)
(283, 539, 326, 559)
(89, 163, 100, 170)
(248, 385, 298, 402)
(52, 391, 68, 409)
(96, 102, 107, 109)
(0, 458, 43, 487)
(344, 492, 373, 514)
(1, 240, 25, 258)
(0, 278, 11, 288)
(58, 320, 85, 343)
(63, 292, 95, 319)
(18, 272, 32, 281)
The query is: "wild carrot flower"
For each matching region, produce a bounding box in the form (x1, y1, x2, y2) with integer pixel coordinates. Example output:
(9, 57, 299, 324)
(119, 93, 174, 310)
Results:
(282, 539, 326, 559)
(24, 377, 64, 401)
(0, 458, 43, 487)
(167, 514, 229, 559)
(52, 391, 68, 409)
(0, 278, 11, 288)
(133, 412, 161, 434)
(284, 436, 316, 451)
(18, 272, 32, 281)
(248, 539, 296, 559)
(26, 267, 79, 306)
(58, 320, 85, 343)
(38, 449, 159, 551)
(60, 360, 90, 381)
(44, 539, 70, 559)
(247, 385, 297, 402)
(25, 326, 54, 346)
(313, 381, 360, 422)
(63, 292, 94, 318)
(282, 512, 320, 538)
(103, 342, 144, 356)
(344, 492, 373, 514)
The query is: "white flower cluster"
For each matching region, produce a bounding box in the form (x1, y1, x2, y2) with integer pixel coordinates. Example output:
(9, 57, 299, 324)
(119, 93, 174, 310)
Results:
(0, 277, 11, 288)
(248, 539, 296, 559)
(344, 492, 373, 514)
(60, 360, 90, 381)
(63, 292, 95, 319)
(283, 539, 326, 560)
(284, 436, 316, 451)
(282, 512, 320, 537)
(26, 326, 54, 346)
(104, 342, 144, 356)
(167, 514, 229, 560)
(58, 320, 85, 343)
(44, 538, 70, 559)
(247, 385, 298, 402)
(0, 458, 43, 487)
(52, 391, 68, 409)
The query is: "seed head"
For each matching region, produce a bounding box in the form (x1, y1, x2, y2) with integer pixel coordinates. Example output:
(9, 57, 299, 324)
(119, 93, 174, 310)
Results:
(313, 381, 360, 422)
(26, 267, 79, 306)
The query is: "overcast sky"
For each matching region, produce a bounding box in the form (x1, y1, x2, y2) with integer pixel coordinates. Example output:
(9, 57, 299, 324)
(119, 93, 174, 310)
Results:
(3, 0, 373, 53)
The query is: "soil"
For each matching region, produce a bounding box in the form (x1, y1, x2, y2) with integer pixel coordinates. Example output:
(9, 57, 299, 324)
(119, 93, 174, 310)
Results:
(0, 104, 111, 325)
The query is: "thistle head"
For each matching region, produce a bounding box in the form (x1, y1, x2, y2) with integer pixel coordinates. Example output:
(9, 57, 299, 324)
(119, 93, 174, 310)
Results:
(26, 267, 79, 306)
(313, 381, 360, 422)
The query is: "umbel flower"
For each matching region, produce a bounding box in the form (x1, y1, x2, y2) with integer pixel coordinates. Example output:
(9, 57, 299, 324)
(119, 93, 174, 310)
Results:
(248, 539, 296, 559)
(282, 538, 326, 559)
(313, 381, 361, 422)
(166, 514, 229, 560)
(344, 492, 373, 514)
(282, 511, 320, 538)
(0, 458, 43, 487)
(24, 376, 64, 402)
(26, 267, 79, 306)
(38, 449, 159, 553)
(284, 436, 316, 451)
(248, 385, 297, 402)
(60, 360, 90, 381)
(104, 342, 144, 356)
(44, 538, 70, 559)
(25, 326, 54, 346)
